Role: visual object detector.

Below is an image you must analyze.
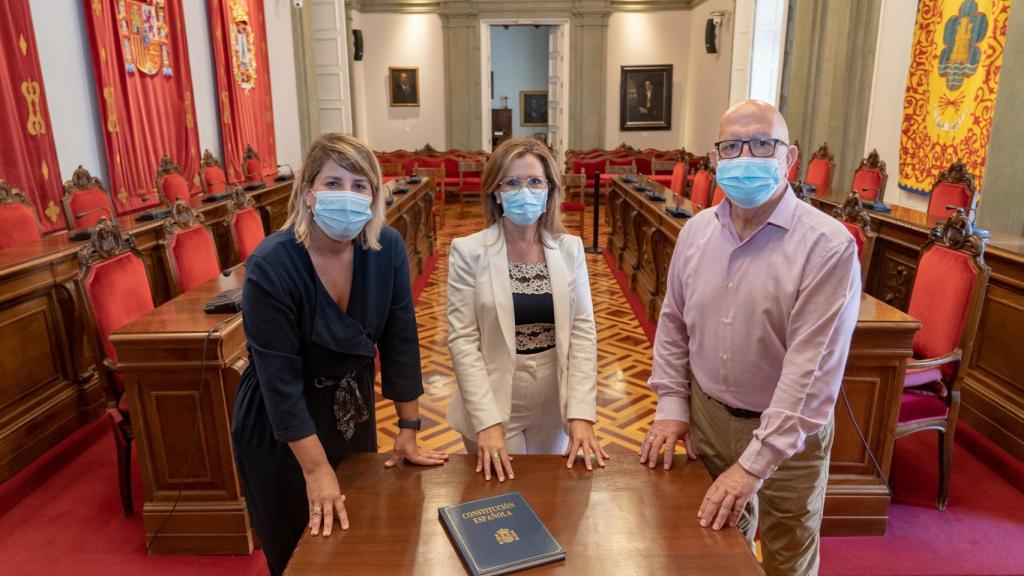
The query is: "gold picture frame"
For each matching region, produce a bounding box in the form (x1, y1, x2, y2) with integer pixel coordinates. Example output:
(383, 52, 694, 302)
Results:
(388, 66, 420, 107)
(520, 90, 548, 127)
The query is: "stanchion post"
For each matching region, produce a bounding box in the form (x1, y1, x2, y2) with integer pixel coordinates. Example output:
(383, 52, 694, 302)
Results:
(585, 171, 602, 254)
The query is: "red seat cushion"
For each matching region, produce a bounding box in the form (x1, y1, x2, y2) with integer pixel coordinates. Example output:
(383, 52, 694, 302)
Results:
(68, 189, 115, 230)
(841, 221, 865, 259)
(84, 252, 155, 364)
(0, 204, 41, 249)
(904, 366, 944, 389)
(898, 390, 949, 425)
(245, 158, 263, 183)
(171, 226, 221, 292)
(204, 166, 228, 195)
(805, 158, 832, 197)
(561, 201, 585, 212)
(907, 246, 977, 381)
(443, 177, 461, 186)
(852, 168, 883, 201)
(928, 182, 972, 226)
(160, 173, 191, 204)
(634, 157, 652, 175)
(232, 207, 266, 262)
(442, 157, 461, 180)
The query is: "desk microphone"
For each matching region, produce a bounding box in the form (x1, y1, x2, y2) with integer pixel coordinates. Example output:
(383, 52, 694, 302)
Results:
(74, 206, 112, 221)
(221, 262, 245, 277)
(275, 164, 295, 181)
(69, 208, 112, 241)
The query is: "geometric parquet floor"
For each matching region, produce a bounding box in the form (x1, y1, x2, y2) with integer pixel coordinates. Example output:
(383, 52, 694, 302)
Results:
(373, 201, 660, 457)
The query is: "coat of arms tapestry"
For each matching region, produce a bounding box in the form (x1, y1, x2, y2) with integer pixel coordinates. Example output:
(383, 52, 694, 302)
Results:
(899, 0, 1013, 197)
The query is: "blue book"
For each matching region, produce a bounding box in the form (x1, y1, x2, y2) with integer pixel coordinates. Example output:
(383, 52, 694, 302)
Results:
(439, 492, 565, 576)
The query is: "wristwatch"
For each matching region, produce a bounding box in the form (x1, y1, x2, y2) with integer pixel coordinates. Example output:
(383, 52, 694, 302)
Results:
(397, 418, 422, 431)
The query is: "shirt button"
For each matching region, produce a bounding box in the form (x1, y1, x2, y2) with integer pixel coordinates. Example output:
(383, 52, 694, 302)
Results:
(722, 317, 733, 324)
(727, 282, 735, 289)
(721, 353, 730, 361)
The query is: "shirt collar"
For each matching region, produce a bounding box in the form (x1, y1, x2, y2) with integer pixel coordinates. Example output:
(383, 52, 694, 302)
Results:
(714, 184, 798, 233)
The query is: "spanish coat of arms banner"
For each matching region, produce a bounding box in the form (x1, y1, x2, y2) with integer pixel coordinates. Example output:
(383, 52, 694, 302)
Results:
(0, 0, 67, 231)
(899, 0, 1013, 196)
(85, 0, 201, 214)
(209, 0, 277, 182)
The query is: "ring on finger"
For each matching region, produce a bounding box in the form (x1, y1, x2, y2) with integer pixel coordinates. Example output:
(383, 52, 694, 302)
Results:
(492, 452, 501, 460)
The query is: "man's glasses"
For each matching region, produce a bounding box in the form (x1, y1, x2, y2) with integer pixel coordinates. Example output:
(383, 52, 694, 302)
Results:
(498, 176, 548, 190)
(714, 138, 788, 159)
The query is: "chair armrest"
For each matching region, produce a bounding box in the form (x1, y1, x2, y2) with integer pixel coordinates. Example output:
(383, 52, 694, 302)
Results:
(907, 348, 962, 370)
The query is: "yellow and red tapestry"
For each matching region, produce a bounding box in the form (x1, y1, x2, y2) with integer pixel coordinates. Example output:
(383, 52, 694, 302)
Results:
(899, 0, 1012, 196)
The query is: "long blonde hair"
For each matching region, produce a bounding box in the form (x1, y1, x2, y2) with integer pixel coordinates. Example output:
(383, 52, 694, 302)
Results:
(282, 133, 386, 250)
(481, 137, 565, 244)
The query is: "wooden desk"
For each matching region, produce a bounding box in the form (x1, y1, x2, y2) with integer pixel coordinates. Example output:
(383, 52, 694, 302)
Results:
(285, 454, 764, 575)
(110, 180, 436, 554)
(607, 178, 920, 535)
(808, 192, 1024, 467)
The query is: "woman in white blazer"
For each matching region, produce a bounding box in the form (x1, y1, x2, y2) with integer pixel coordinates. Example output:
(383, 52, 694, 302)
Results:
(446, 137, 608, 482)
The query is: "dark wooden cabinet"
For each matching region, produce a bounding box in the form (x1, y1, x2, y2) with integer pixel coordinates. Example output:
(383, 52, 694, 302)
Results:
(491, 108, 512, 147)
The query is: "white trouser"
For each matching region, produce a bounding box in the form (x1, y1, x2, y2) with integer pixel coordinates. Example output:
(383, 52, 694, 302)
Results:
(462, 348, 568, 455)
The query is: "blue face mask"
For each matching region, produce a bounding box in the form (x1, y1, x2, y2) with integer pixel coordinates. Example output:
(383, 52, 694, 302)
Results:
(500, 187, 548, 226)
(312, 191, 373, 241)
(716, 157, 783, 209)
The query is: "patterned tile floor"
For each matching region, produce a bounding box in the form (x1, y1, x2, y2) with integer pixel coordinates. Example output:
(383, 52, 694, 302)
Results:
(374, 200, 659, 457)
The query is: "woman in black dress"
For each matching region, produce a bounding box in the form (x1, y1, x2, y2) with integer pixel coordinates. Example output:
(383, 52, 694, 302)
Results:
(231, 133, 447, 576)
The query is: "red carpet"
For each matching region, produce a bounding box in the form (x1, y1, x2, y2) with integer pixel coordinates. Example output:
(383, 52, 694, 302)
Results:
(603, 248, 1024, 576)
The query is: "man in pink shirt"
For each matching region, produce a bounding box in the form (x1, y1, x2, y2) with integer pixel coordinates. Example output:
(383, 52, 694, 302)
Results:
(639, 100, 861, 575)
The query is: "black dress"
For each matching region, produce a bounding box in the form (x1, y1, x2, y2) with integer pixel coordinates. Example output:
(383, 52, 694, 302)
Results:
(231, 227, 423, 576)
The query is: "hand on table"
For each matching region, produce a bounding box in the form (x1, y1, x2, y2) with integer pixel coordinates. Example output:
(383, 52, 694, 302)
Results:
(385, 429, 449, 468)
(475, 424, 514, 482)
(303, 465, 349, 537)
(564, 419, 609, 470)
(698, 463, 763, 530)
(639, 419, 697, 470)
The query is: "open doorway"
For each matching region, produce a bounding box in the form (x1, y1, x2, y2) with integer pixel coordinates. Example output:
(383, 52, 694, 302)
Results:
(480, 19, 569, 166)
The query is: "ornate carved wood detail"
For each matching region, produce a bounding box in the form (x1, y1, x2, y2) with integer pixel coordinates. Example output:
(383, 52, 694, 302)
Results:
(792, 181, 811, 202)
(0, 180, 32, 208)
(928, 208, 986, 258)
(156, 154, 181, 180)
(811, 142, 834, 164)
(64, 165, 105, 193)
(695, 155, 715, 175)
(77, 218, 137, 267)
(934, 159, 976, 195)
(57, 279, 97, 385)
(880, 258, 913, 310)
(201, 149, 223, 170)
(833, 191, 873, 231)
(415, 143, 438, 154)
(859, 148, 887, 175)
(227, 185, 255, 213)
(243, 144, 259, 162)
(161, 200, 205, 236)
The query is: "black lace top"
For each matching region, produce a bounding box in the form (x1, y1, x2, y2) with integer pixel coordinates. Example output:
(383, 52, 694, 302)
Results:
(509, 261, 556, 354)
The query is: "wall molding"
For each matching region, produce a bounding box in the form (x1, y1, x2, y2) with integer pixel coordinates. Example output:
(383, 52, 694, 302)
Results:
(352, 0, 705, 13)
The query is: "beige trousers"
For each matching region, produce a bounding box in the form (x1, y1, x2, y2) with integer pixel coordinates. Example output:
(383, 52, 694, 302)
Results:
(689, 380, 834, 576)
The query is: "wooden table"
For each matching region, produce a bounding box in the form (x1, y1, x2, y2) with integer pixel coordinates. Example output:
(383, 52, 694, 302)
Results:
(285, 454, 765, 575)
(110, 179, 437, 554)
(606, 177, 921, 535)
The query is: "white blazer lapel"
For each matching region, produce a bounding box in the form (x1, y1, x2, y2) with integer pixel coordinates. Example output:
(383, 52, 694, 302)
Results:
(486, 225, 517, 360)
(543, 235, 571, 358)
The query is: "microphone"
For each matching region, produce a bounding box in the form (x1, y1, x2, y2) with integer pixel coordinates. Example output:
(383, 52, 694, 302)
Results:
(74, 206, 111, 221)
(222, 262, 245, 277)
(275, 164, 295, 182)
(69, 208, 112, 241)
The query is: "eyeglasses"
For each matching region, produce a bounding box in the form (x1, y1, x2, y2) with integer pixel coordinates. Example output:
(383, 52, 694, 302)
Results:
(498, 176, 548, 190)
(714, 138, 788, 159)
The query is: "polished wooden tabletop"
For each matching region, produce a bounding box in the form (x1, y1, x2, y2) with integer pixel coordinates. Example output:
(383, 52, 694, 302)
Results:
(285, 454, 764, 575)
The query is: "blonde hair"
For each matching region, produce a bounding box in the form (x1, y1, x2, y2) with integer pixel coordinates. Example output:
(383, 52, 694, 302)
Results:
(282, 133, 386, 250)
(481, 137, 565, 244)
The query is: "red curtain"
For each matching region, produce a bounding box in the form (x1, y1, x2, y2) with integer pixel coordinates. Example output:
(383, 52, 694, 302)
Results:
(0, 0, 67, 232)
(84, 0, 201, 214)
(209, 0, 277, 182)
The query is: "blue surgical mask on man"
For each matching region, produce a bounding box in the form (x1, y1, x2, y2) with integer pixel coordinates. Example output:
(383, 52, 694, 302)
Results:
(716, 157, 783, 209)
(500, 187, 548, 226)
(312, 190, 373, 241)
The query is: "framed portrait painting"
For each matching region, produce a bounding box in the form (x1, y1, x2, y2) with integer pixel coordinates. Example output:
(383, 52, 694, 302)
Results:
(620, 65, 672, 131)
(520, 91, 548, 127)
(388, 67, 420, 107)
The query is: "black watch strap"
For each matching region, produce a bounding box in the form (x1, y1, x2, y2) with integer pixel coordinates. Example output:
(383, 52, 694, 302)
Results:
(397, 418, 422, 430)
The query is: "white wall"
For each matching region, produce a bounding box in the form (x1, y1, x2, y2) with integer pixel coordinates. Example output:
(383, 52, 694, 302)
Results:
(604, 11, 691, 150)
(863, 0, 922, 210)
(351, 13, 446, 151)
(684, 0, 735, 156)
(491, 26, 550, 138)
(30, 0, 303, 182)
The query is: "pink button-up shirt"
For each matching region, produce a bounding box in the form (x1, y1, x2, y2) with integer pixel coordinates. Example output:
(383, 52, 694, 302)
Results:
(649, 188, 861, 479)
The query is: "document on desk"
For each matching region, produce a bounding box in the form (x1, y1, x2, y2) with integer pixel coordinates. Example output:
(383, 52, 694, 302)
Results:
(439, 492, 565, 576)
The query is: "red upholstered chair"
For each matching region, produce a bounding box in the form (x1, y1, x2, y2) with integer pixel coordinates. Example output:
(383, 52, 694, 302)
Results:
(571, 157, 606, 190)
(805, 143, 834, 198)
(561, 172, 587, 241)
(895, 209, 990, 510)
(380, 162, 404, 178)
(648, 160, 677, 187)
(161, 201, 221, 295)
(851, 149, 888, 203)
(787, 139, 801, 183)
(832, 191, 877, 282)
(227, 186, 266, 263)
(413, 166, 446, 229)
(200, 149, 229, 197)
(457, 161, 483, 217)
(602, 158, 637, 187)
(156, 154, 192, 206)
(927, 160, 977, 227)
(243, 145, 264, 184)
(668, 162, 688, 196)
(711, 185, 726, 207)
(0, 181, 42, 249)
(442, 154, 463, 192)
(633, 155, 653, 175)
(690, 162, 716, 210)
(76, 219, 156, 516)
(62, 166, 115, 232)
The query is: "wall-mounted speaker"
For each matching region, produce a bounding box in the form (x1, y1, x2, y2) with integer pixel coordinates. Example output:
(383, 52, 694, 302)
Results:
(704, 18, 718, 54)
(353, 29, 363, 61)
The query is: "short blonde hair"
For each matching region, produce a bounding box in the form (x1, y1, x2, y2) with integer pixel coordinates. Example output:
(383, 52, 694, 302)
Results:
(282, 133, 386, 250)
(481, 137, 565, 244)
